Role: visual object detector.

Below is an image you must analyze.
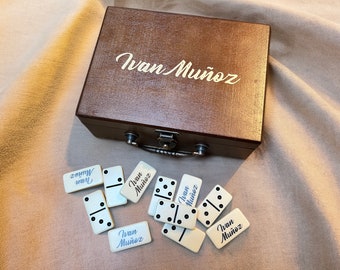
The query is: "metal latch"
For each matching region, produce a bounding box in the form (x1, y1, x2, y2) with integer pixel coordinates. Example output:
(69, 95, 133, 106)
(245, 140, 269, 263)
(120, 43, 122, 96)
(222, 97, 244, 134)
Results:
(125, 130, 208, 157)
(156, 129, 178, 150)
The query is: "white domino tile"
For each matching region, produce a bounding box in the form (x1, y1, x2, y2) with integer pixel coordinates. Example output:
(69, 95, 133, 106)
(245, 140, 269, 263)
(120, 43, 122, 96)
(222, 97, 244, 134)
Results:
(148, 176, 177, 216)
(83, 190, 114, 234)
(103, 166, 127, 207)
(63, 161, 250, 253)
(108, 221, 152, 252)
(159, 174, 203, 250)
(197, 185, 232, 227)
(154, 200, 197, 229)
(120, 161, 157, 203)
(63, 165, 103, 193)
(162, 223, 206, 253)
(175, 174, 202, 207)
(206, 208, 250, 249)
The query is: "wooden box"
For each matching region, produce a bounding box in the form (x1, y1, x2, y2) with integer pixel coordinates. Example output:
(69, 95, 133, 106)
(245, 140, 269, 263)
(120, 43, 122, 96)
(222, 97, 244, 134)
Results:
(76, 7, 270, 158)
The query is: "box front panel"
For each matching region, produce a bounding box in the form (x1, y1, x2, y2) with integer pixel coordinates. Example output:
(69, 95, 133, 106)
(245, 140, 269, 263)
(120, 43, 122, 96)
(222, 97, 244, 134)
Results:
(78, 116, 259, 158)
(77, 7, 270, 145)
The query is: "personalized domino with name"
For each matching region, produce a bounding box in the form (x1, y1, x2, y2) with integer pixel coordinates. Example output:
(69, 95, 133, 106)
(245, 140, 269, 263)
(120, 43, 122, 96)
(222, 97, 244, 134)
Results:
(175, 174, 202, 207)
(83, 190, 114, 234)
(154, 200, 198, 229)
(160, 174, 202, 250)
(148, 176, 177, 216)
(108, 221, 152, 252)
(63, 165, 103, 193)
(206, 208, 250, 249)
(120, 161, 157, 203)
(103, 166, 127, 207)
(197, 185, 232, 227)
(162, 224, 206, 253)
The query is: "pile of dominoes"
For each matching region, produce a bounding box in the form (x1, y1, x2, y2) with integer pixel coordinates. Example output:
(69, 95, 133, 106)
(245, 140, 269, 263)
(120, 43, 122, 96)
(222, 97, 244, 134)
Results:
(63, 161, 250, 253)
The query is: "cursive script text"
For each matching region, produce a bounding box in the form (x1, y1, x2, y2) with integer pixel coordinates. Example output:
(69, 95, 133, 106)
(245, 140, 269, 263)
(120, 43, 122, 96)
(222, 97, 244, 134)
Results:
(178, 184, 199, 206)
(116, 229, 143, 249)
(217, 218, 243, 244)
(128, 172, 152, 197)
(71, 168, 95, 186)
(116, 52, 240, 85)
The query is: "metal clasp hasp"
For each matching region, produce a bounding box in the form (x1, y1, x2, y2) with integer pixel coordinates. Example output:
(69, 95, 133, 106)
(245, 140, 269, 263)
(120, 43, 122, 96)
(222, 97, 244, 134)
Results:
(125, 130, 208, 157)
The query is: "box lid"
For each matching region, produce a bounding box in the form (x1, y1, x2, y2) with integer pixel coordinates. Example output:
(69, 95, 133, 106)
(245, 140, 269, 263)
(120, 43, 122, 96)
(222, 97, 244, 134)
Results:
(77, 7, 270, 144)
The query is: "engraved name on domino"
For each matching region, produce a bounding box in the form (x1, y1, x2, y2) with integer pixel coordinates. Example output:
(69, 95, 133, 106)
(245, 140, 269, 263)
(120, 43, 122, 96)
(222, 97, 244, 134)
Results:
(108, 221, 152, 252)
(120, 161, 157, 203)
(117, 228, 144, 248)
(178, 184, 199, 206)
(63, 165, 103, 193)
(206, 208, 250, 249)
(128, 171, 152, 197)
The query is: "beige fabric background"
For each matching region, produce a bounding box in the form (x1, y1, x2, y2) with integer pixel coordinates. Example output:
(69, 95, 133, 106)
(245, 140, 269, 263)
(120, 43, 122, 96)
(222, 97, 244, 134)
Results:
(1, 0, 339, 269)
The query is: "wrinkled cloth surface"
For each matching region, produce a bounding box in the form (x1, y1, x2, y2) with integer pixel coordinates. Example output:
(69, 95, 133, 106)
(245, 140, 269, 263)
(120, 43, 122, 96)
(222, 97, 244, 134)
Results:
(0, 0, 339, 269)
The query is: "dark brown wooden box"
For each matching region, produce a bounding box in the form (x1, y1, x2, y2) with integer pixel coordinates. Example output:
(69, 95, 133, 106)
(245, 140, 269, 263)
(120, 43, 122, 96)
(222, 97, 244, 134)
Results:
(76, 7, 270, 158)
